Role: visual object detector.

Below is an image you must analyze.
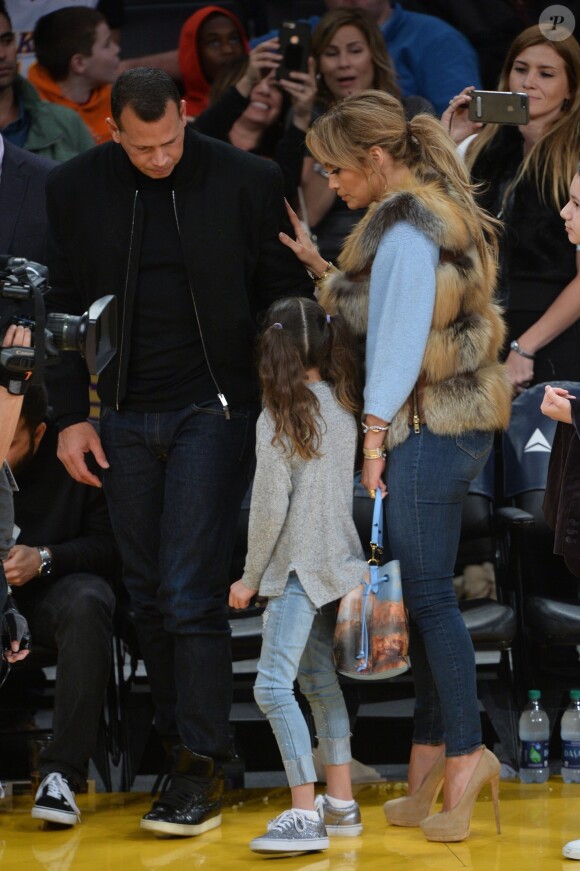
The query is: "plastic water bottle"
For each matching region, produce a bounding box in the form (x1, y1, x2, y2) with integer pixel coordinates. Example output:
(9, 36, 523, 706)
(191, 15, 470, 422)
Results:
(561, 690, 580, 783)
(519, 689, 550, 783)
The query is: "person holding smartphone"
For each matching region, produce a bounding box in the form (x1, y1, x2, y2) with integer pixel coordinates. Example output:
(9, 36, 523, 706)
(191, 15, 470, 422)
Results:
(193, 36, 316, 204)
(442, 26, 580, 395)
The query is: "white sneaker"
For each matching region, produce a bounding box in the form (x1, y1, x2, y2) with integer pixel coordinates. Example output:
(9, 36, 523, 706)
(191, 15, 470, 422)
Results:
(250, 808, 329, 854)
(32, 772, 81, 826)
(564, 840, 580, 859)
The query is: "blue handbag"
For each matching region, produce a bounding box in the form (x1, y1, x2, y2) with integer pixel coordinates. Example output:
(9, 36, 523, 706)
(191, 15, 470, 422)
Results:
(333, 491, 409, 680)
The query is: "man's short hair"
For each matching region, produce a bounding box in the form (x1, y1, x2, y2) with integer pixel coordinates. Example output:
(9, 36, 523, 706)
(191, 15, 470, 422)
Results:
(33, 7, 105, 81)
(0, 2, 10, 27)
(20, 384, 48, 434)
(111, 68, 181, 128)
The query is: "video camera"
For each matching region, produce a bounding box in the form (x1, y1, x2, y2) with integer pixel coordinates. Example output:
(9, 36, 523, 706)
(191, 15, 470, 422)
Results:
(0, 255, 117, 377)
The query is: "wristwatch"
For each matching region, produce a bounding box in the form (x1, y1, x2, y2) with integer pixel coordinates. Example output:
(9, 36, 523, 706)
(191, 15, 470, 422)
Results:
(37, 546, 52, 577)
(510, 340, 535, 360)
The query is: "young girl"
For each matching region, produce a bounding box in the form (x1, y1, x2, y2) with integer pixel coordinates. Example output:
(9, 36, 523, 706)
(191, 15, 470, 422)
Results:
(229, 296, 369, 855)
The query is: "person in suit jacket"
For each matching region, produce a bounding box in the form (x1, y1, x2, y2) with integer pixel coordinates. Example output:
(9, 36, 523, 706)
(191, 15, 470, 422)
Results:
(0, 135, 55, 262)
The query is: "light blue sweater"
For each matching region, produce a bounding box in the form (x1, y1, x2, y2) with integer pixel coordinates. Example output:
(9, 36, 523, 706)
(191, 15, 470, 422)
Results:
(364, 221, 439, 423)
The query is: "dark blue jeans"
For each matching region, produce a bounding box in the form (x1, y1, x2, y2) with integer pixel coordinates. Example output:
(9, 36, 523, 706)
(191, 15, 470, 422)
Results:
(386, 426, 493, 756)
(18, 573, 115, 789)
(100, 400, 257, 762)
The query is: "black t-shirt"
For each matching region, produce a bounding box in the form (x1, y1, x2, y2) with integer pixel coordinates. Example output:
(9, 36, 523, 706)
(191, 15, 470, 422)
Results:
(123, 169, 214, 411)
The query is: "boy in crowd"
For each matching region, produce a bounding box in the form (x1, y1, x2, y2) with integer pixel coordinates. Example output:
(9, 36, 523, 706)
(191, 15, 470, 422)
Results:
(28, 6, 120, 144)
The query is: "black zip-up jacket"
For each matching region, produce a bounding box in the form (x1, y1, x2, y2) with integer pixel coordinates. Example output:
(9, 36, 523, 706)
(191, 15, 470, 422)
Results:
(44, 126, 313, 428)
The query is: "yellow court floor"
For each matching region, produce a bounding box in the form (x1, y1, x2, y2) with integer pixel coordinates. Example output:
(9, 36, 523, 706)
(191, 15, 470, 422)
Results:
(2, 780, 580, 871)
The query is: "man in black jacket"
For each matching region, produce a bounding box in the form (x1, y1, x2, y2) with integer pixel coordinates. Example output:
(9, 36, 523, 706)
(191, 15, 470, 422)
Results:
(44, 68, 313, 836)
(4, 385, 119, 826)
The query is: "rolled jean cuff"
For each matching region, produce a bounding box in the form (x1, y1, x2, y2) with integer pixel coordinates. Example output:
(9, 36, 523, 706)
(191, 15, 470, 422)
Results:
(315, 734, 352, 767)
(444, 742, 483, 758)
(283, 753, 317, 787)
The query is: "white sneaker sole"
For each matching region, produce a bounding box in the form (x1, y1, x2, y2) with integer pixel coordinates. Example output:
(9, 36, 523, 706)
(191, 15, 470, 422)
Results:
(141, 812, 222, 838)
(250, 836, 329, 853)
(32, 806, 79, 826)
(326, 823, 363, 837)
(563, 839, 580, 859)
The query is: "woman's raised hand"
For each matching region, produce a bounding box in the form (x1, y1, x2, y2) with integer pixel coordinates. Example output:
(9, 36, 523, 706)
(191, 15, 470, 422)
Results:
(441, 86, 482, 145)
(235, 38, 281, 97)
(279, 199, 328, 276)
(278, 57, 317, 130)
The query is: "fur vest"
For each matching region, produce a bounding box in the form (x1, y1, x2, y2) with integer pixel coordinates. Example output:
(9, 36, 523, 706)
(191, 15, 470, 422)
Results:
(318, 176, 512, 450)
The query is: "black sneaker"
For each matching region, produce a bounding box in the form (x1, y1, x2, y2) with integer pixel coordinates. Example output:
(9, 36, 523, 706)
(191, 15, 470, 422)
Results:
(32, 772, 81, 826)
(141, 745, 224, 838)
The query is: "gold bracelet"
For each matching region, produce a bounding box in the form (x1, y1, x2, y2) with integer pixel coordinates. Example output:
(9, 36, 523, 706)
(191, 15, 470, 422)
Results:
(362, 447, 386, 460)
(314, 261, 335, 287)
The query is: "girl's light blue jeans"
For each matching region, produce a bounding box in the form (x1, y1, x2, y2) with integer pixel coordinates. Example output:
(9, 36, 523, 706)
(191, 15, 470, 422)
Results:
(254, 573, 352, 787)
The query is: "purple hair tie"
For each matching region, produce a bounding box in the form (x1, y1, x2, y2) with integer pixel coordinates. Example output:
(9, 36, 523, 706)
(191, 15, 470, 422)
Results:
(326, 314, 331, 324)
(272, 322, 283, 329)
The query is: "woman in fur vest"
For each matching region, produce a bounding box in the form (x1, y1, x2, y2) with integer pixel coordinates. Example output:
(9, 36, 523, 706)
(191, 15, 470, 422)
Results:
(280, 89, 511, 843)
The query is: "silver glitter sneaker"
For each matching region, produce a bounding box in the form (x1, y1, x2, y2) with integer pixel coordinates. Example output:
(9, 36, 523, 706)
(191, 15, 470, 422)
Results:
(250, 809, 329, 854)
(314, 794, 363, 836)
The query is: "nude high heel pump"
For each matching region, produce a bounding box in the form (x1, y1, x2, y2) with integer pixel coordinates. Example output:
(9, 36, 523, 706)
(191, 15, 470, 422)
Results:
(383, 753, 445, 827)
(419, 747, 501, 842)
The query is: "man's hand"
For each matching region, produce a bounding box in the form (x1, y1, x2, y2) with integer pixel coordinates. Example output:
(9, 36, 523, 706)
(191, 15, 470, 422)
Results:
(3, 545, 42, 587)
(57, 421, 109, 487)
(229, 579, 256, 610)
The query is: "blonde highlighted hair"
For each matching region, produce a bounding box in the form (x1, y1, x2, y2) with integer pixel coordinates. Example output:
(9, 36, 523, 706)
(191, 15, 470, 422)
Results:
(465, 26, 580, 206)
(306, 89, 499, 271)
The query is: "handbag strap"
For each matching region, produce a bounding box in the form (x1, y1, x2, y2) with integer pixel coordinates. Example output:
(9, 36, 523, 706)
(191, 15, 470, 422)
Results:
(369, 490, 383, 565)
(356, 491, 389, 671)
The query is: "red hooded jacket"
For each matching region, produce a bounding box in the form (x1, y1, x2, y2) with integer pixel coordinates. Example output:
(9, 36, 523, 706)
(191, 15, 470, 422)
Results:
(178, 5, 249, 118)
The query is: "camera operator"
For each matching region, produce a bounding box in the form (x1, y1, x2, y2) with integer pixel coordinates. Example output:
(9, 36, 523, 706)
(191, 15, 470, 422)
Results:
(4, 383, 118, 825)
(1, 321, 32, 662)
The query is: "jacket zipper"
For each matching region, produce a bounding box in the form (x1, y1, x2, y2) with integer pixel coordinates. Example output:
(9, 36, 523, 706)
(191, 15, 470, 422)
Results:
(116, 190, 138, 410)
(171, 191, 230, 419)
(413, 384, 421, 434)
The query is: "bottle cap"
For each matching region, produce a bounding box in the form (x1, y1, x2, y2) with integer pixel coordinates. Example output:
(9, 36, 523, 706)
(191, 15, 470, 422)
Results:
(528, 689, 541, 700)
(570, 690, 580, 700)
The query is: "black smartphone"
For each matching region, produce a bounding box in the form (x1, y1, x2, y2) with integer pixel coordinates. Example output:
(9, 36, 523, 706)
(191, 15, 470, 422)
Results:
(467, 90, 529, 125)
(276, 21, 311, 81)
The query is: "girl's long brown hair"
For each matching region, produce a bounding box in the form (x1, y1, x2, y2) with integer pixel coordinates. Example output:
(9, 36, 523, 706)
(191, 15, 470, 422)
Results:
(259, 297, 361, 460)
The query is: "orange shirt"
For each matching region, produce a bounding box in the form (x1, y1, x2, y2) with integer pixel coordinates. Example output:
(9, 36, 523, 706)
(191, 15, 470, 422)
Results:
(27, 62, 112, 144)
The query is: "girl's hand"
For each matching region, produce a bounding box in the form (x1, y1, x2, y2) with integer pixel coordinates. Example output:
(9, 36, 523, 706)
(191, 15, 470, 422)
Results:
(279, 199, 328, 276)
(541, 384, 575, 424)
(505, 349, 534, 395)
(361, 457, 387, 498)
(278, 57, 316, 130)
(229, 579, 256, 609)
(440, 86, 482, 144)
(236, 38, 281, 97)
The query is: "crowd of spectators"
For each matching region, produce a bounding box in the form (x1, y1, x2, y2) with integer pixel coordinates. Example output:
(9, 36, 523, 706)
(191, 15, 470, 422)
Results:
(1, 0, 580, 848)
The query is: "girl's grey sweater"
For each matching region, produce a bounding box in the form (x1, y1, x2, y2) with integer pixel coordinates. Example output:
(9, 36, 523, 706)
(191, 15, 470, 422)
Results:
(242, 380, 368, 607)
